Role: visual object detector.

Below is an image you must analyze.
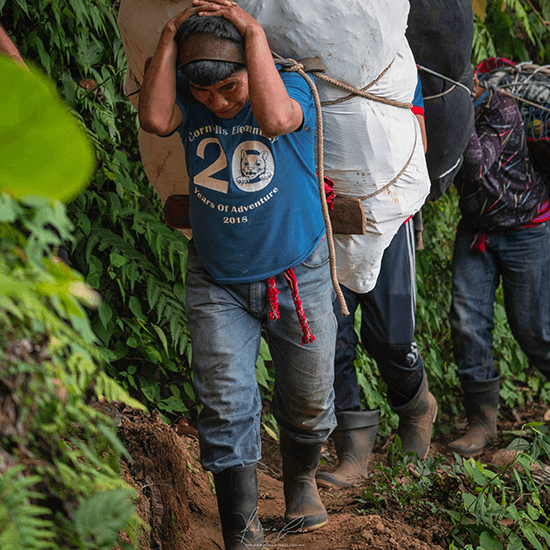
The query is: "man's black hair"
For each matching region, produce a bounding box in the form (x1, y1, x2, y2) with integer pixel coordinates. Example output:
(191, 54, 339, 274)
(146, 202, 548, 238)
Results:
(175, 14, 246, 87)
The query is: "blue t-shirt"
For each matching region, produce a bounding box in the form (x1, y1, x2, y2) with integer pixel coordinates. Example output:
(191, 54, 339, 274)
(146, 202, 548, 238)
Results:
(173, 68, 325, 284)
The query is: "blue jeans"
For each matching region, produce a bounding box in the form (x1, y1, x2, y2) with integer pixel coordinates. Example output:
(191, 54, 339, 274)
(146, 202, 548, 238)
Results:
(450, 218, 550, 382)
(186, 237, 337, 473)
(334, 220, 424, 412)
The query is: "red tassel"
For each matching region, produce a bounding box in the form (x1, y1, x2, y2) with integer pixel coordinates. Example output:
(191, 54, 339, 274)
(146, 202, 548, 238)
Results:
(323, 176, 336, 211)
(470, 233, 487, 253)
(266, 276, 280, 320)
(283, 268, 316, 345)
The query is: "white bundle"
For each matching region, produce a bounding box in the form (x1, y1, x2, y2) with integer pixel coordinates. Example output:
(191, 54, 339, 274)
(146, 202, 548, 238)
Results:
(238, 0, 430, 292)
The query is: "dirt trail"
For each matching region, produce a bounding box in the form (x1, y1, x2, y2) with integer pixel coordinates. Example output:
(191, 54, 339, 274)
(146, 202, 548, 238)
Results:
(117, 409, 456, 550)
(115, 401, 550, 549)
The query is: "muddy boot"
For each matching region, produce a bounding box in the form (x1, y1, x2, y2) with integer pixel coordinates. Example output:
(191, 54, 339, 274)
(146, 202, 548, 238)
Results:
(316, 410, 379, 490)
(213, 464, 264, 550)
(448, 375, 500, 457)
(280, 430, 328, 533)
(390, 374, 437, 458)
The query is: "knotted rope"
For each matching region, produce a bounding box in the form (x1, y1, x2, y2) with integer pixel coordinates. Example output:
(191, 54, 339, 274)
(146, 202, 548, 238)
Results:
(272, 53, 422, 317)
(315, 63, 412, 109)
(272, 52, 349, 317)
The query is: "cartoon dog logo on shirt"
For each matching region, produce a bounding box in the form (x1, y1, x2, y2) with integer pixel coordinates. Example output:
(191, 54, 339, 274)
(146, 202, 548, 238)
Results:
(233, 141, 275, 192)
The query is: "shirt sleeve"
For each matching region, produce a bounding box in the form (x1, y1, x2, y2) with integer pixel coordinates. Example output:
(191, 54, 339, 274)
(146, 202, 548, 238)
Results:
(279, 69, 316, 131)
(158, 72, 191, 138)
(411, 74, 424, 118)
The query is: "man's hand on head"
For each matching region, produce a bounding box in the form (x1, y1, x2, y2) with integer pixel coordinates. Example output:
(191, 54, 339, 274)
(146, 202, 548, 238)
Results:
(192, 0, 263, 40)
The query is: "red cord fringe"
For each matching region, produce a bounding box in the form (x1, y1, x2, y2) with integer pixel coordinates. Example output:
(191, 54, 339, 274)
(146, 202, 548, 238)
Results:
(266, 276, 280, 321)
(470, 233, 487, 253)
(266, 269, 315, 345)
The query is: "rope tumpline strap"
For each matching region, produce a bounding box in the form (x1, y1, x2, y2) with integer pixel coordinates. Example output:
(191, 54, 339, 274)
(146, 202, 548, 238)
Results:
(272, 52, 349, 317)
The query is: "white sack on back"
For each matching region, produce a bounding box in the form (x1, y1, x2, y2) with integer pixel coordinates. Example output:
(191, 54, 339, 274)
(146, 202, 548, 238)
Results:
(238, 0, 430, 292)
(117, 0, 191, 215)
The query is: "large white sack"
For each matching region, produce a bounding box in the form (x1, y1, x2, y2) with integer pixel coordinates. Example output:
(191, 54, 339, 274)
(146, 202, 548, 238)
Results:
(239, 0, 430, 292)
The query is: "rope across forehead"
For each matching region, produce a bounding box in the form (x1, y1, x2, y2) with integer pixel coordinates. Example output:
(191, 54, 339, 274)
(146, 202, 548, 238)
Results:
(178, 33, 246, 67)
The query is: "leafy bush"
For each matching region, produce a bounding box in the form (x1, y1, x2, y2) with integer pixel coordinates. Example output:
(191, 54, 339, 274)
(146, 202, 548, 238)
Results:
(0, 55, 144, 548)
(1, 0, 200, 420)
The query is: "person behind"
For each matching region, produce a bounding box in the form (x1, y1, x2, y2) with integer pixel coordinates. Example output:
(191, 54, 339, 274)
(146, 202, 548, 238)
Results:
(138, 1, 337, 547)
(316, 77, 436, 490)
(448, 73, 550, 457)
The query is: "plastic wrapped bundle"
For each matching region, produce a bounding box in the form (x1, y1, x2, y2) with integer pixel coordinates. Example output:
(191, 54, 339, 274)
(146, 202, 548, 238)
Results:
(407, 0, 475, 202)
(117, 0, 192, 224)
(238, 0, 430, 292)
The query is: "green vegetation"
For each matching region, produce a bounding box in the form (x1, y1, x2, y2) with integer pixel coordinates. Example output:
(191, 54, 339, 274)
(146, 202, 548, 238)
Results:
(0, 0, 549, 548)
(0, 55, 144, 549)
(358, 424, 550, 549)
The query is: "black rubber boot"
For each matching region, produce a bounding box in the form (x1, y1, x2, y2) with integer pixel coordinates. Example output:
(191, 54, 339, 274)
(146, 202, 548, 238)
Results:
(316, 410, 379, 490)
(448, 375, 500, 457)
(280, 430, 328, 533)
(213, 464, 264, 549)
(389, 374, 437, 458)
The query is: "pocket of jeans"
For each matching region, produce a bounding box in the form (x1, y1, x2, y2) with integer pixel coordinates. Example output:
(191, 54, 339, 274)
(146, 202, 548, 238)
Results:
(301, 236, 330, 269)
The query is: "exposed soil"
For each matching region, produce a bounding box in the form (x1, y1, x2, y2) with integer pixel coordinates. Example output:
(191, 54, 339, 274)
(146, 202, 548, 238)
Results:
(115, 400, 550, 550)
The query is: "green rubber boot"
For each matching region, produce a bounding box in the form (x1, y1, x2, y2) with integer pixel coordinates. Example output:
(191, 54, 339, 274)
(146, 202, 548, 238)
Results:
(448, 375, 500, 457)
(316, 410, 379, 489)
(390, 374, 437, 458)
(280, 430, 328, 533)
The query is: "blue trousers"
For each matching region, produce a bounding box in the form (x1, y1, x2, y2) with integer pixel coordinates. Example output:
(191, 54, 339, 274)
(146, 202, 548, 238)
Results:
(450, 218, 550, 382)
(186, 237, 337, 473)
(333, 220, 424, 412)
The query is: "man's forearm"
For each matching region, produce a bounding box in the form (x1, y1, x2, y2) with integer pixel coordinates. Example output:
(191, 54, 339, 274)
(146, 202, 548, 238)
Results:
(245, 27, 302, 137)
(138, 29, 180, 135)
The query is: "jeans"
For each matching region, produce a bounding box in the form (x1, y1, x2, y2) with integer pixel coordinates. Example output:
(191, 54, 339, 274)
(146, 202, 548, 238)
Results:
(333, 220, 424, 412)
(450, 217, 550, 382)
(186, 237, 337, 473)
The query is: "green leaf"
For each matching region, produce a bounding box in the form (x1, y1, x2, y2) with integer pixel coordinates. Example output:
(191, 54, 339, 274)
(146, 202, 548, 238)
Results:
(109, 253, 127, 268)
(152, 324, 169, 354)
(183, 382, 195, 401)
(520, 523, 545, 550)
(98, 301, 113, 329)
(128, 295, 144, 319)
(463, 458, 492, 486)
(506, 536, 524, 550)
(479, 531, 504, 550)
(74, 489, 135, 548)
(0, 57, 94, 203)
(527, 504, 540, 521)
(0, 194, 20, 222)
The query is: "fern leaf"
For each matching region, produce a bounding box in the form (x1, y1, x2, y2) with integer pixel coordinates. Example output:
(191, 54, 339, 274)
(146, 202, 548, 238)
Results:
(0, 466, 56, 550)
